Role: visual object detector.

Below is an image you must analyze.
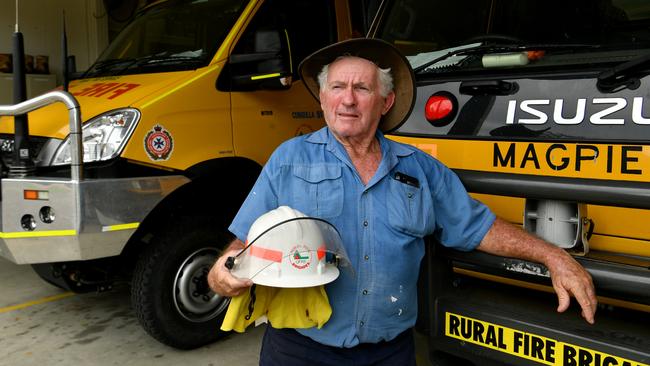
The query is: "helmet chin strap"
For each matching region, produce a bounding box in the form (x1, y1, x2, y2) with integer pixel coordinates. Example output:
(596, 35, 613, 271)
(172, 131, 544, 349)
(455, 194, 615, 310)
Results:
(244, 284, 257, 320)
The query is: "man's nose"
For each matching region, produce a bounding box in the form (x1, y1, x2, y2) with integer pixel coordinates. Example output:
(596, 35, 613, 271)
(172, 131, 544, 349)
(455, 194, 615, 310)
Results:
(341, 86, 356, 105)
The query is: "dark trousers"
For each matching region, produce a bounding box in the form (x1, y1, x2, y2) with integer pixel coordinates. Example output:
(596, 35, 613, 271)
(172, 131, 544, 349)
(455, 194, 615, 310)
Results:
(259, 326, 416, 366)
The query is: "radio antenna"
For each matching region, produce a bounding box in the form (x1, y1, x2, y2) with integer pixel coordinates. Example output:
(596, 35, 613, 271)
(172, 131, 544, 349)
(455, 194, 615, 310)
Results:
(10, 0, 35, 177)
(62, 10, 69, 91)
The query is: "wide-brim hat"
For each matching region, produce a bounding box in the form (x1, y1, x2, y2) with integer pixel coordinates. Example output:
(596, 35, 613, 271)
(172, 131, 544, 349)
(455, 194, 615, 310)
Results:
(298, 38, 415, 133)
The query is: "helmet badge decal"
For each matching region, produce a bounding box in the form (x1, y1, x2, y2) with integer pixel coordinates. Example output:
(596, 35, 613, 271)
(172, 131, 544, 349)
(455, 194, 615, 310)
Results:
(289, 245, 312, 269)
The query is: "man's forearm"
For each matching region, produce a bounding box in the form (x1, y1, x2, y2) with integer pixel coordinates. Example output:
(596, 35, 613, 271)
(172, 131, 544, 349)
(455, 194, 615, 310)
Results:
(476, 216, 597, 323)
(476, 217, 566, 267)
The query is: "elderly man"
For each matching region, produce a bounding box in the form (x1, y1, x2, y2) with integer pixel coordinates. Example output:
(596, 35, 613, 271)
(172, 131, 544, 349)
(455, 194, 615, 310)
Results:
(208, 38, 596, 366)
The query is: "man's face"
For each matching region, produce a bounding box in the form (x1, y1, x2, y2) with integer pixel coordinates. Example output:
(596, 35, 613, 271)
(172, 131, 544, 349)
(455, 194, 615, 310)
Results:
(319, 57, 395, 141)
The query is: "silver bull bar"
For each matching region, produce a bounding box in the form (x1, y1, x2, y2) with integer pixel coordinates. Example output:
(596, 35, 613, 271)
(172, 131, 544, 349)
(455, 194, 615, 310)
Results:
(0, 91, 83, 181)
(0, 91, 189, 264)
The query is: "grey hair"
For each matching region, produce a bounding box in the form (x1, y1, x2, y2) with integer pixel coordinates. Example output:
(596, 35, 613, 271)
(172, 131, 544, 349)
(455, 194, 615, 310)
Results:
(317, 56, 394, 98)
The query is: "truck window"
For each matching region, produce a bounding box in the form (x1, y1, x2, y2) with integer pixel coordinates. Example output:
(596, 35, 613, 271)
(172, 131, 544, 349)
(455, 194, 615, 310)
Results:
(230, 0, 337, 81)
(378, 0, 492, 54)
(349, 0, 383, 37)
(376, 0, 650, 64)
(84, 0, 247, 77)
(374, 0, 650, 142)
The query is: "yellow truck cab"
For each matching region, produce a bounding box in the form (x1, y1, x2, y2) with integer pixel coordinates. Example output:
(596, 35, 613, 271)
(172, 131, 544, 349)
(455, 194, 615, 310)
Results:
(371, 1, 650, 365)
(0, 0, 371, 349)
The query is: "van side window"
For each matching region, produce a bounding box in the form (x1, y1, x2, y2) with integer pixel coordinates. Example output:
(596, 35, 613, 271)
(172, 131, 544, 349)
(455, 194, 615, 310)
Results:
(349, 0, 383, 37)
(273, 0, 337, 73)
(219, 0, 336, 91)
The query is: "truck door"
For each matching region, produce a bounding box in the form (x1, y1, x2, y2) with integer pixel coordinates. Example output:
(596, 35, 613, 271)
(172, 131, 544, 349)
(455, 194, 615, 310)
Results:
(225, 0, 341, 165)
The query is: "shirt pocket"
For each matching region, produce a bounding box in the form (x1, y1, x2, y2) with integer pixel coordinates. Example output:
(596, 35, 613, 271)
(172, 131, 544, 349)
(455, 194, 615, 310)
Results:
(387, 178, 432, 237)
(291, 164, 343, 219)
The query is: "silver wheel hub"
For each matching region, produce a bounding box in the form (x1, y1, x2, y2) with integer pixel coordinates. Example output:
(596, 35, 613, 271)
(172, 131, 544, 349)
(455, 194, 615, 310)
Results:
(173, 248, 229, 322)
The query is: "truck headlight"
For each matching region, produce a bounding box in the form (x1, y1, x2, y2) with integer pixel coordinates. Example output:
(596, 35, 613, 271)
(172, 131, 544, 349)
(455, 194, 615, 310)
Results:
(51, 109, 140, 166)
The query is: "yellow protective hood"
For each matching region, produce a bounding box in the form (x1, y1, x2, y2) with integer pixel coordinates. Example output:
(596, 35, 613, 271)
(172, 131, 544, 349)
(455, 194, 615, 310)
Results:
(221, 285, 332, 333)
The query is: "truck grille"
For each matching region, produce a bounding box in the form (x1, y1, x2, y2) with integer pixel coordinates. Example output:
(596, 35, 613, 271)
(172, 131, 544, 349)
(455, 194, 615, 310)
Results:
(0, 134, 49, 177)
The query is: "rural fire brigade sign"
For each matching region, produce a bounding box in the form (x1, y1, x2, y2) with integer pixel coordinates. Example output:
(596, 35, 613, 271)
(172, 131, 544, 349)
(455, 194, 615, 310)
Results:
(445, 312, 648, 366)
(144, 124, 174, 161)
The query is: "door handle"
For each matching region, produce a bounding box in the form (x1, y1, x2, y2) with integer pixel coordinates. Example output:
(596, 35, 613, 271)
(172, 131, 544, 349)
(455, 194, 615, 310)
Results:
(459, 80, 518, 96)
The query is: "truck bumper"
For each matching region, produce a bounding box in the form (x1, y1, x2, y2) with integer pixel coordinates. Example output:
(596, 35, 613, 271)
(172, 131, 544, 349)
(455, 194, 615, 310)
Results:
(419, 246, 650, 366)
(426, 279, 650, 366)
(0, 175, 189, 264)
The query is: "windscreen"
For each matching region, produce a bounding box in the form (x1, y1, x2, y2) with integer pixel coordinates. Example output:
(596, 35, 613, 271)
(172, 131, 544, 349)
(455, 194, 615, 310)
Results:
(376, 0, 650, 73)
(84, 0, 247, 77)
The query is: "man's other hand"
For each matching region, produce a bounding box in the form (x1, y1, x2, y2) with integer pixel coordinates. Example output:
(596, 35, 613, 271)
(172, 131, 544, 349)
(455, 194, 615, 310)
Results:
(207, 242, 253, 297)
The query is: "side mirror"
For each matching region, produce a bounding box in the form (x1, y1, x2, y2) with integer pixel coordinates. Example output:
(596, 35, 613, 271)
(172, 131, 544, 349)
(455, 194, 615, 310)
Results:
(228, 29, 292, 90)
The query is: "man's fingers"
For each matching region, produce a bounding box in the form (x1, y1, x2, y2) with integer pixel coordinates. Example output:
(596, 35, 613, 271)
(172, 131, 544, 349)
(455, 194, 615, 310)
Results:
(230, 285, 252, 297)
(224, 275, 253, 294)
(210, 272, 251, 297)
(581, 308, 596, 325)
(207, 250, 253, 297)
(564, 266, 597, 324)
(551, 262, 597, 325)
(554, 285, 571, 313)
(545, 249, 598, 325)
(555, 285, 596, 325)
(573, 286, 597, 324)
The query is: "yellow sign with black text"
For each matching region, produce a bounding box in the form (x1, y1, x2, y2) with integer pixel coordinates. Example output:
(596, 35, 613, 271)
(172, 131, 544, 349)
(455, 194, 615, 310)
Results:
(388, 136, 650, 183)
(445, 312, 649, 366)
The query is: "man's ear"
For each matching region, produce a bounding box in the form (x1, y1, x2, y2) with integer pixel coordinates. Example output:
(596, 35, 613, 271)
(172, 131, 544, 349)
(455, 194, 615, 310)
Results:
(319, 89, 327, 109)
(382, 91, 396, 115)
(319, 96, 326, 112)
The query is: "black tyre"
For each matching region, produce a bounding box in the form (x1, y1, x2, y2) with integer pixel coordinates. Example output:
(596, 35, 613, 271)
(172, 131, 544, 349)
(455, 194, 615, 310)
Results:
(32, 263, 70, 290)
(131, 218, 233, 349)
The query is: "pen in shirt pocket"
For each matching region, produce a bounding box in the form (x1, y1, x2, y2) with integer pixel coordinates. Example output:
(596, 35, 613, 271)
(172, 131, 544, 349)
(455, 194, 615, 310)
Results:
(394, 172, 419, 188)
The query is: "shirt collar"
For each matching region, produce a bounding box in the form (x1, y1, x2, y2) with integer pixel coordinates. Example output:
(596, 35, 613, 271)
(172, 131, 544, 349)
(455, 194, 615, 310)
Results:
(375, 131, 414, 186)
(306, 127, 415, 188)
(305, 126, 332, 147)
(306, 127, 414, 157)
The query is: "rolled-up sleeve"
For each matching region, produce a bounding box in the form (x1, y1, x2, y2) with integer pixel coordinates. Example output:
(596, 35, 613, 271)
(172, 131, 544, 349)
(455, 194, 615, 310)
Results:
(432, 166, 495, 251)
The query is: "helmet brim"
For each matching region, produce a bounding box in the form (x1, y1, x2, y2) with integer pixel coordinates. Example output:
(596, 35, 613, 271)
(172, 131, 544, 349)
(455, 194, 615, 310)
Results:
(231, 216, 352, 288)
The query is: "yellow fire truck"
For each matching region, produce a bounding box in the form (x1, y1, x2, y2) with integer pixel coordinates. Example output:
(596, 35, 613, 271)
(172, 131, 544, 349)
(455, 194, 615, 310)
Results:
(371, 0, 650, 365)
(0, 0, 374, 349)
(4, 0, 649, 362)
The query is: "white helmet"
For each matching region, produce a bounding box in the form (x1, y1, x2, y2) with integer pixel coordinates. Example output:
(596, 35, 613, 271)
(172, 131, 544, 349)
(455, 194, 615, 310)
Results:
(229, 206, 350, 288)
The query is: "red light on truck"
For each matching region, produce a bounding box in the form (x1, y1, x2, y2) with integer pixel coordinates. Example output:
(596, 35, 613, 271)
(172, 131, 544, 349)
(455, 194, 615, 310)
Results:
(424, 92, 457, 127)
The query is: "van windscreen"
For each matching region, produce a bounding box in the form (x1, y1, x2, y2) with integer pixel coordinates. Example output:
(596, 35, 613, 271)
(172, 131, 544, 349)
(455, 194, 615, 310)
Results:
(85, 0, 247, 77)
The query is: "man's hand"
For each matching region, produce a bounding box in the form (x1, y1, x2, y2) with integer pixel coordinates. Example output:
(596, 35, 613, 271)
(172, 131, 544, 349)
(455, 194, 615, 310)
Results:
(546, 251, 597, 324)
(207, 241, 253, 297)
(478, 217, 597, 324)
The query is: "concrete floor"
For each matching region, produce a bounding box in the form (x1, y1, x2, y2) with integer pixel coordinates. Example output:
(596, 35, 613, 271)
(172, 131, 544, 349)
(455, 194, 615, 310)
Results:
(0, 257, 432, 366)
(0, 258, 264, 366)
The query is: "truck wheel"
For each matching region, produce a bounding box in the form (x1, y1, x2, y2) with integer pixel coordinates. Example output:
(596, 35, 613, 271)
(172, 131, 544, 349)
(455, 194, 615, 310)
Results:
(131, 220, 233, 349)
(31, 263, 70, 290)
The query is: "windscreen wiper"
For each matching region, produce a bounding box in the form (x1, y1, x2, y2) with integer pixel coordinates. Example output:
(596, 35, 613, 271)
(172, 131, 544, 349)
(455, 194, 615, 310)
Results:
(136, 55, 205, 66)
(86, 58, 138, 74)
(413, 43, 599, 74)
(597, 52, 650, 92)
(85, 53, 204, 76)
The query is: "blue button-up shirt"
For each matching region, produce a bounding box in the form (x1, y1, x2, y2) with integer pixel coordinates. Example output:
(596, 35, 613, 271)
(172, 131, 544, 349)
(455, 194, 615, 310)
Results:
(228, 127, 495, 347)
